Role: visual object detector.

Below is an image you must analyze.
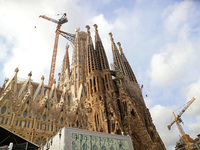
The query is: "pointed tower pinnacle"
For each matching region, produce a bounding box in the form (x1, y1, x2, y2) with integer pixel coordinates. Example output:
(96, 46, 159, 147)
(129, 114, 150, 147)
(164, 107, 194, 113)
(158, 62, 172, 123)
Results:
(117, 42, 138, 83)
(109, 32, 128, 78)
(117, 42, 122, 53)
(94, 24, 109, 70)
(83, 27, 123, 133)
(71, 27, 87, 97)
(85, 25, 98, 76)
(59, 44, 70, 90)
(86, 25, 92, 45)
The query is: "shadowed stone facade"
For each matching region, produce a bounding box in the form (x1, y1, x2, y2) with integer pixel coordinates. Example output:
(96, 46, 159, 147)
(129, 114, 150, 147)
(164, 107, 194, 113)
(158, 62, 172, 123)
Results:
(0, 25, 165, 149)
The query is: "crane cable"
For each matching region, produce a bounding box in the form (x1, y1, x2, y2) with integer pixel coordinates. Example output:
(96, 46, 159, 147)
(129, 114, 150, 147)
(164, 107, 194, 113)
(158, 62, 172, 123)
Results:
(173, 103, 187, 113)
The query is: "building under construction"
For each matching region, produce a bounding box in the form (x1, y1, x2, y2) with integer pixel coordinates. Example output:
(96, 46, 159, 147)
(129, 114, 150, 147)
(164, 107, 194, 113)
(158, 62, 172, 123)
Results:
(175, 134, 200, 150)
(0, 22, 165, 149)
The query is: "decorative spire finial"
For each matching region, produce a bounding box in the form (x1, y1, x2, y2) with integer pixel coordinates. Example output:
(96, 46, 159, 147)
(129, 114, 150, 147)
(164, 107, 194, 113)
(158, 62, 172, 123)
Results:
(66, 43, 69, 50)
(108, 32, 114, 42)
(94, 24, 98, 32)
(117, 42, 123, 53)
(41, 75, 45, 80)
(28, 71, 32, 77)
(85, 25, 90, 34)
(15, 67, 19, 73)
(75, 27, 80, 32)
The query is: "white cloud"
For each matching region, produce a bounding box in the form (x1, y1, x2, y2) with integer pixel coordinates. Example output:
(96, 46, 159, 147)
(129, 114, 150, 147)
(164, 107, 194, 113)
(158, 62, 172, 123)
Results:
(149, 0, 199, 88)
(182, 78, 200, 115)
(150, 40, 194, 87)
(0, 41, 9, 61)
(150, 105, 180, 150)
(188, 115, 200, 138)
(0, 0, 94, 85)
(163, 0, 194, 34)
(0, 1, 55, 84)
(101, 0, 112, 4)
(89, 14, 114, 60)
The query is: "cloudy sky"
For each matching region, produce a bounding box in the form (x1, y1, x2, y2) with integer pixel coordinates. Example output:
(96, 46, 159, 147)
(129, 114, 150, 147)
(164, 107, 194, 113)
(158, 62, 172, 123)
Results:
(0, 0, 200, 149)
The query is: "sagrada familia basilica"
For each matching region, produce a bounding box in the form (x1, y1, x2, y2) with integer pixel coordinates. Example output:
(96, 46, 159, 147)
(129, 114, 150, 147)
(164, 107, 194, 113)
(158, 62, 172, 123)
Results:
(0, 24, 165, 149)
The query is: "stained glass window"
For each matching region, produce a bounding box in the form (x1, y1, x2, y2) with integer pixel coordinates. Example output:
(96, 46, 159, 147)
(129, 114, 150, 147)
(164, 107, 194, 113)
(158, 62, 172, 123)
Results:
(5, 118, 8, 124)
(60, 118, 63, 124)
(1, 117, 4, 124)
(81, 103, 84, 109)
(1, 107, 6, 114)
(16, 120, 18, 126)
(43, 115, 46, 121)
(23, 111, 27, 118)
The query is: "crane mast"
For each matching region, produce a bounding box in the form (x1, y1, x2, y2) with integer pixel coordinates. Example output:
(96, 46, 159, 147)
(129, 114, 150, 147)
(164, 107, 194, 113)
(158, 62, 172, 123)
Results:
(39, 14, 68, 87)
(173, 112, 193, 150)
(168, 97, 196, 150)
(48, 24, 61, 87)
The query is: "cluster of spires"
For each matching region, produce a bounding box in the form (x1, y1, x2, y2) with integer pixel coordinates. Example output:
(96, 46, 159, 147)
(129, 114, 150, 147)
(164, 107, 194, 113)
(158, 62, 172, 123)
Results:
(2, 24, 137, 104)
(0, 24, 166, 149)
(57, 24, 138, 93)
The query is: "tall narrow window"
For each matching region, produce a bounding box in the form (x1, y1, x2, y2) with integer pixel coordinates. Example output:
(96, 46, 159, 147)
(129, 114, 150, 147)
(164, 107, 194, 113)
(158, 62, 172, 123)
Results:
(19, 121, 22, 127)
(1, 117, 4, 124)
(5, 118, 8, 124)
(23, 111, 27, 118)
(16, 120, 18, 126)
(43, 115, 46, 121)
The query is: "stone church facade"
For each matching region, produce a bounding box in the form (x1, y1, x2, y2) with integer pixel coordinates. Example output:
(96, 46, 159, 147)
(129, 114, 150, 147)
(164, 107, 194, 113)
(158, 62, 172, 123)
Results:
(0, 24, 165, 149)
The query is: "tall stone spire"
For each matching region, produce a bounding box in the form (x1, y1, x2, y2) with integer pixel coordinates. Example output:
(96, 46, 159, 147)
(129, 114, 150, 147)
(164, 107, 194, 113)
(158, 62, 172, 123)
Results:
(71, 28, 87, 96)
(117, 42, 138, 83)
(109, 33, 129, 81)
(84, 25, 108, 132)
(82, 25, 123, 134)
(85, 25, 99, 76)
(59, 44, 70, 90)
(94, 26, 115, 93)
(94, 24, 109, 70)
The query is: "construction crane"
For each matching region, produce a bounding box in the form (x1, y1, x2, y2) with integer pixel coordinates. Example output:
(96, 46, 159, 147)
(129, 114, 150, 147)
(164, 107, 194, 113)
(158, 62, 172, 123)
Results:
(39, 13, 75, 87)
(168, 97, 196, 150)
(60, 30, 75, 43)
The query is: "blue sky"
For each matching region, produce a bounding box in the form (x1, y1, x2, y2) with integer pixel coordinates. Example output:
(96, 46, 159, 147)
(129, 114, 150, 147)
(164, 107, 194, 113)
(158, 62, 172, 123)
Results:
(0, 0, 200, 149)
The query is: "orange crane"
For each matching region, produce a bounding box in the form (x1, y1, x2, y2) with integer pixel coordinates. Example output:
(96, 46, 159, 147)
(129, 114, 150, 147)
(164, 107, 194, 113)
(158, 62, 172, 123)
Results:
(39, 13, 68, 87)
(168, 97, 196, 150)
